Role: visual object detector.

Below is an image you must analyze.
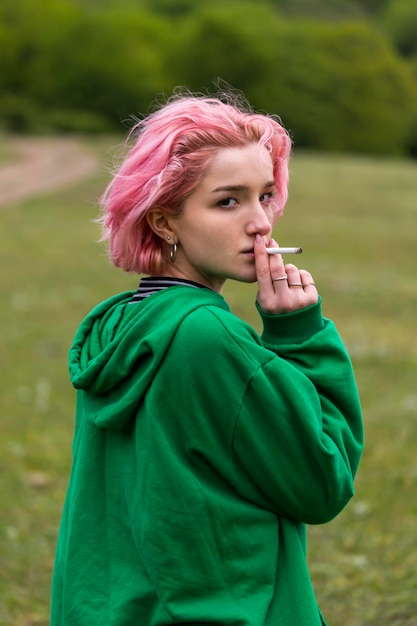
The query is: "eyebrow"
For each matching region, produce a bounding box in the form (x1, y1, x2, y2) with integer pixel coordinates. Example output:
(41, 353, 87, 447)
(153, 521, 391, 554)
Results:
(211, 181, 276, 194)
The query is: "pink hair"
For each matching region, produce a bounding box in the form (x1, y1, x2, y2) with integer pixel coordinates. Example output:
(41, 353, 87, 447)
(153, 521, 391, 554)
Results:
(99, 92, 292, 274)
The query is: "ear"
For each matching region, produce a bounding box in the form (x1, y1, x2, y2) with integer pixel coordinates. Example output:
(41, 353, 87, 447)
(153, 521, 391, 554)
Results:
(146, 209, 177, 242)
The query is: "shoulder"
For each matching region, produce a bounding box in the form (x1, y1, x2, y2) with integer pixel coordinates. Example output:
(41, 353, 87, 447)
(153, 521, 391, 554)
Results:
(178, 298, 253, 336)
(175, 302, 271, 368)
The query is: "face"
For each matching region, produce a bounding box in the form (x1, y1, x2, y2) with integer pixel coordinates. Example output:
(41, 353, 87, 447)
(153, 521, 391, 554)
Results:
(166, 143, 277, 292)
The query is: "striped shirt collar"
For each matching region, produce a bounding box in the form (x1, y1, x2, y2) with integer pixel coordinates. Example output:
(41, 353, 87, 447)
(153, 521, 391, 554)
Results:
(130, 276, 208, 303)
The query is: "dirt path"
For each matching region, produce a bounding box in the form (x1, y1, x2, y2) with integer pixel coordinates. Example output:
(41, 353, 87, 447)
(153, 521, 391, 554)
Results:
(0, 136, 101, 207)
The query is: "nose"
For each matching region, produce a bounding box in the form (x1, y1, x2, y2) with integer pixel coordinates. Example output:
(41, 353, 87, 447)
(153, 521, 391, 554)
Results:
(246, 200, 273, 237)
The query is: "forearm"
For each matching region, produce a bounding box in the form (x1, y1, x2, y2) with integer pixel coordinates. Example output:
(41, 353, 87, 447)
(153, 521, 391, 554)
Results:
(232, 300, 364, 522)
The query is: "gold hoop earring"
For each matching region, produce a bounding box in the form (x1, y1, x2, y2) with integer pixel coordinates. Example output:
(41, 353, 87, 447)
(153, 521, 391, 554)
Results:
(170, 243, 177, 263)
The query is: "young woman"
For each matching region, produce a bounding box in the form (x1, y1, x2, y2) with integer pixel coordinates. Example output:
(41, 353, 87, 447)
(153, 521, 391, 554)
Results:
(51, 91, 363, 625)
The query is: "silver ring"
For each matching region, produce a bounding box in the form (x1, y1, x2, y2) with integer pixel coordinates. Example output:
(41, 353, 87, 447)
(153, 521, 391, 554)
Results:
(272, 274, 288, 282)
(288, 282, 304, 288)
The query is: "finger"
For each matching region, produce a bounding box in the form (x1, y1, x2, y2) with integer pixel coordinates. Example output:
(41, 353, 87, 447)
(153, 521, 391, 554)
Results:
(298, 268, 319, 306)
(255, 236, 288, 313)
(254, 234, 278, 292)
(285, 264, 318, 308)
(285, 263, 303, 288)
(266, 238, 287, 283)
(299, 269, 318, 292)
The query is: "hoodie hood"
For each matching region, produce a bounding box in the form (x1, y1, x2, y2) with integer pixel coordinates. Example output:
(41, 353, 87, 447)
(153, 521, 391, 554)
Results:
(69, 286, 229, 430)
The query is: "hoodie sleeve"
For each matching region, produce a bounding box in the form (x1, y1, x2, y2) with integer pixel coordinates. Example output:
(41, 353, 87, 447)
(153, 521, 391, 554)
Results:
(231, 299, 364, 524)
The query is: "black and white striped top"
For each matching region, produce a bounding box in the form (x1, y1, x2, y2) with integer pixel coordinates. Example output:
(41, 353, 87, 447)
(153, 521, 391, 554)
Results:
(130, 276, 207, 303)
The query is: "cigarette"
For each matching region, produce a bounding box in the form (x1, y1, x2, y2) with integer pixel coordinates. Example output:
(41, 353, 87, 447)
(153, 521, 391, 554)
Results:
(266, 247, 302, 255)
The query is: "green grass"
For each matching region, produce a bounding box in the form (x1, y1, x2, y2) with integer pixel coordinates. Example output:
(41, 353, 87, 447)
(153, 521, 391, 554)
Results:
(1, 140, 417, 625)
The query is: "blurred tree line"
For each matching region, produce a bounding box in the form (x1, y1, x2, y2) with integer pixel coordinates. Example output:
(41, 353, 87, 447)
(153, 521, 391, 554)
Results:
(1, 0, 416, 156)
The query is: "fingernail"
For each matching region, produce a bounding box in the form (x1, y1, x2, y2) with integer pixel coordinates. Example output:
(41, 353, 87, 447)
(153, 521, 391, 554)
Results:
(255, 233, 263, 244)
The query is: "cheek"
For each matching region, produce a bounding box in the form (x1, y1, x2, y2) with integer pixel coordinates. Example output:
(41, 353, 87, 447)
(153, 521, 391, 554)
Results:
(266, 205, 276, 224)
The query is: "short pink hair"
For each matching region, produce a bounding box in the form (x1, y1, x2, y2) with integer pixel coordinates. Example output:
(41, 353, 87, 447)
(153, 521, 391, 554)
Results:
(99, 91, 292, 274)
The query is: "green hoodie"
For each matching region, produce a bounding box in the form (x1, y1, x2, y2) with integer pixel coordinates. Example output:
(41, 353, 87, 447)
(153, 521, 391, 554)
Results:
(51, 286, 363, 625)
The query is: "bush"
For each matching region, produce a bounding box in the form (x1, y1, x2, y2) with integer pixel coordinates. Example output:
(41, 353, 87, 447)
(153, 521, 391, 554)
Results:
(25, 9, 175, 128)
(0, 94, 43, 133)
(1, 0, 416, 155)
(381, 0, 417, 57)
(175, 8, 417, 155)
(46, 109, 114, 134)
(259, 20, 417, 155)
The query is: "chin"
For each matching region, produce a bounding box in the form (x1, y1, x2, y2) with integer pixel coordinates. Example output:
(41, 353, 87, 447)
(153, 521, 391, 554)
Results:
(234, 274, 257, 285)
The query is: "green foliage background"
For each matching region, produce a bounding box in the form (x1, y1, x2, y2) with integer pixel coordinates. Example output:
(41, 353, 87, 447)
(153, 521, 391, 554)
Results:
(1, 0, 417, 156)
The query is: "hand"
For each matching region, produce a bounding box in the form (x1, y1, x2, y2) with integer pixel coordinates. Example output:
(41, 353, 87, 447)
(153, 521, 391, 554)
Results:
(255, 235, 318, 314)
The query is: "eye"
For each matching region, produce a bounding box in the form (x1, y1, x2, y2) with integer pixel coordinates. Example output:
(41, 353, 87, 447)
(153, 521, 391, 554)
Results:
(260, 191, 277, 204)
(218, 197, 238, 208)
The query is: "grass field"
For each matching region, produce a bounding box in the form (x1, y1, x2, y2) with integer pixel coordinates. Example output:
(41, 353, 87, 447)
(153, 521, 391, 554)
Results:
(1, 137, 417, 625)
